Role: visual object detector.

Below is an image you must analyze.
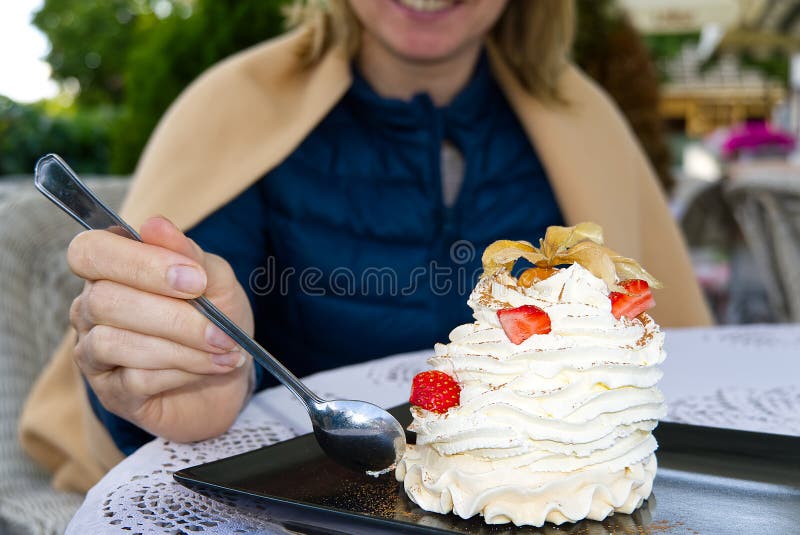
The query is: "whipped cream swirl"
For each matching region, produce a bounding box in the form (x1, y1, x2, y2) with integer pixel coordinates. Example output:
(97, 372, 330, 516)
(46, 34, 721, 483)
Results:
(396, 264, 666, 526)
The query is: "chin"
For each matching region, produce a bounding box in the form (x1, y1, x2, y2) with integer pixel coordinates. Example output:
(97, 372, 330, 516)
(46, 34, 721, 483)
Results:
(389, 35, 469, 63)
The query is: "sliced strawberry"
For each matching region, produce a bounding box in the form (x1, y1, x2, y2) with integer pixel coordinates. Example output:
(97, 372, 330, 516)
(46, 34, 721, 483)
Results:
(610, 279, 655, 320)
(409, 370, 461, 413)
(497, 305, 552, 344)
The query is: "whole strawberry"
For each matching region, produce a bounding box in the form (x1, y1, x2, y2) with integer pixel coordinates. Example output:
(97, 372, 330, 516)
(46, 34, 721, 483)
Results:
(410, 370, 461, 414)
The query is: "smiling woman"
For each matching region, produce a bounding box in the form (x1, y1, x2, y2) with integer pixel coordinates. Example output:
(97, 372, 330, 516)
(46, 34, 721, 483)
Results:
(19, 0, 711, 508)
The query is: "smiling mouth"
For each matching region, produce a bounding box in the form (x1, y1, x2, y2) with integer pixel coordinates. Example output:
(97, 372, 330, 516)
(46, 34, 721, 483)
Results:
(392, 0, 464, 14)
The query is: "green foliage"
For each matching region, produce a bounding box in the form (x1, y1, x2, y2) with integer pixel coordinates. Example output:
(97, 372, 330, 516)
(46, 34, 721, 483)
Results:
(643, 32, 700, 81)
(574, 0, 674, 193)
(641, 32, 789, 87)
(0, 95, 114, 176)
(25, 0, 288, 174)
(32, 0, 197, 106)
(704, 50, 789, 86)
(573, 0, 621, 66)
(575, 1, 698, 83)
(111, 0, 288, 173)
(34, 0, 135, 105)
(742, 51, 789, 85)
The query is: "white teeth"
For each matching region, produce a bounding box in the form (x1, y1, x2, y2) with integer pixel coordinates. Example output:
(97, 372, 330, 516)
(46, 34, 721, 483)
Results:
(396, 0, 457, 13)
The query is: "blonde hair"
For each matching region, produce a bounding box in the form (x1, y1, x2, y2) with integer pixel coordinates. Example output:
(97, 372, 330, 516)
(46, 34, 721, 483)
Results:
(286, 0, 575, 102)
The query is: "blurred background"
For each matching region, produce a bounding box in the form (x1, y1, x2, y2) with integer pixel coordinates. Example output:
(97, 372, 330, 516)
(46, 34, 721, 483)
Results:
(1, 0, 799, 325)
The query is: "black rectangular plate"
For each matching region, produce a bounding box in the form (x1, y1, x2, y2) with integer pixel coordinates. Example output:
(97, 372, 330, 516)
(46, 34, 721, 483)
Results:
(175, 405, 800, 535)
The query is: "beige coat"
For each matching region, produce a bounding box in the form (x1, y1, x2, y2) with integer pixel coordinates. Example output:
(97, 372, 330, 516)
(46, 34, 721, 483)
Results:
(19, 27, 713, 493)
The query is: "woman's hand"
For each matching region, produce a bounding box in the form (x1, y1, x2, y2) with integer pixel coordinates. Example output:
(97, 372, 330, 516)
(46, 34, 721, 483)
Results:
(67, 216, 255, 443)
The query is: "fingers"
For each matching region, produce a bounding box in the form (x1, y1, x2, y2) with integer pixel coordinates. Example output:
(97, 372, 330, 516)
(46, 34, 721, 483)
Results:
(75, 324, 245, 377)
(92, 364, 250, 429)
(119, 368, 201, 399)
(67, 215, 255, 440)
(67, 229, 207, 299)
(76, 279, 236, 352)
(139, 216, 205, 264)
(141, 217, 242, 301)
(202, 253, 242, 301)
(69, 288, 91, 334)
(94, 367, 207, 406)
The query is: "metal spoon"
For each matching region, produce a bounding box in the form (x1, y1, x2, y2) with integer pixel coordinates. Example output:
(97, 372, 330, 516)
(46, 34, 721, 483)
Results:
(34, 153, 406, 473)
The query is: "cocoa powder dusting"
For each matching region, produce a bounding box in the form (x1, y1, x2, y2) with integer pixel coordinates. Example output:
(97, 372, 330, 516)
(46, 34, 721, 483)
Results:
(300, 473, 694, 534)
(481, 295, 512, 309)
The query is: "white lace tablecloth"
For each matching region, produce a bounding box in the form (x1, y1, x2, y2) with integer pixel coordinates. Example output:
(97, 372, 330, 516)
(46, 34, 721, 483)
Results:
(67, 324, 800, 534)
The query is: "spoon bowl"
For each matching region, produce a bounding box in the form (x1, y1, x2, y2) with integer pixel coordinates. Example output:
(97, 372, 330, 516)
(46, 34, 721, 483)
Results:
(311, 400, 406, 472)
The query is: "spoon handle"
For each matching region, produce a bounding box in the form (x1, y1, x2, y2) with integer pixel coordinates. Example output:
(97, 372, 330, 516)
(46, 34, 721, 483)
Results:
(34, 153, 322, 407)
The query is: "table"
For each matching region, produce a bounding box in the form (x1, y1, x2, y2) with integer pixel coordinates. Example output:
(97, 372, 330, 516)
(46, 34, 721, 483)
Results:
(67, 324, 800, 534)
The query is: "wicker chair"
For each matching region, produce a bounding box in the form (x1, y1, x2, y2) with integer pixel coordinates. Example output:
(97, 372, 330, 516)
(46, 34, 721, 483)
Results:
(724, 174, 800, 322)
(0, 178, 129, 535)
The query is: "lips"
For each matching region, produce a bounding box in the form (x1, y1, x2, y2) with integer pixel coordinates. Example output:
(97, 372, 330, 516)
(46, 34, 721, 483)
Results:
(392, 0, 462, 14)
